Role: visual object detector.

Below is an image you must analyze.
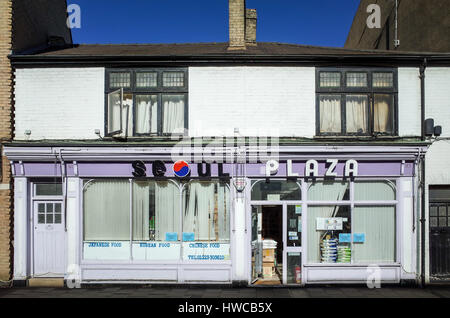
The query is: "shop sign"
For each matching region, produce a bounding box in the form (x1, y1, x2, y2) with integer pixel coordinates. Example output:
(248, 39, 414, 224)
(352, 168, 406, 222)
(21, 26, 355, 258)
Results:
(131, 159, 359, 178)
(266, 159, 359, 178)
(131, 160, 230, 179)
(182, 242, 230, 261)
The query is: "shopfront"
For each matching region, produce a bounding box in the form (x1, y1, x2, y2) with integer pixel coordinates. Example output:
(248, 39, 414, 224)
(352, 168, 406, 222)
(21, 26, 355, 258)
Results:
(5, 145, 425, 286)
(245, 157, 421, 285)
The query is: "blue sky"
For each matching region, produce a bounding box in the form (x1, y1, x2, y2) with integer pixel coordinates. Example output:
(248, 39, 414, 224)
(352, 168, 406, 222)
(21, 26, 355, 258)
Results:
(67, 0, 361, 47)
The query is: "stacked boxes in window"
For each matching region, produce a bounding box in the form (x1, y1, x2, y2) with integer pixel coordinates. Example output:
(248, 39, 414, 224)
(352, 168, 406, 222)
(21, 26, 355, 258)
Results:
(262, 240, 277, 278)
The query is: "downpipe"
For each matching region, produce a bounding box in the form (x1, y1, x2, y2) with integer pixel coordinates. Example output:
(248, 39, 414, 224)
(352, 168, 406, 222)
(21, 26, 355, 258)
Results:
(419, 59, 427, 288)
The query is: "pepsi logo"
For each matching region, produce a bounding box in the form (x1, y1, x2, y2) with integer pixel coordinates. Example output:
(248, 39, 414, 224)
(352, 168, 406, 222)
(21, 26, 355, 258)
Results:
(173, 160, 190, 177)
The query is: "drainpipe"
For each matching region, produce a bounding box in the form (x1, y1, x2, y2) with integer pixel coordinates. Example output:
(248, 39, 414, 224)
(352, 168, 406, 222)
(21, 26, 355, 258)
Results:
(57, 148, 68, 232)
(419, 59, 427, 287)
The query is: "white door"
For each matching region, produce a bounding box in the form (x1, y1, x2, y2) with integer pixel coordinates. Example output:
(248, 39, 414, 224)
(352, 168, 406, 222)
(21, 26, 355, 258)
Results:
(33, 201, 66, 277)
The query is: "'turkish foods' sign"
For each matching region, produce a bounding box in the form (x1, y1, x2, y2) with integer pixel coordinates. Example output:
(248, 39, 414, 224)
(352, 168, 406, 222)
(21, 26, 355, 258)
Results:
(131, 159, 359, 178)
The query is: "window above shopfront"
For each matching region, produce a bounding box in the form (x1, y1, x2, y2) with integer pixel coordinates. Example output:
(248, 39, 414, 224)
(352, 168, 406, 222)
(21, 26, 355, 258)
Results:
(316, 68, 398, 137)
(105, 68, 188, 137)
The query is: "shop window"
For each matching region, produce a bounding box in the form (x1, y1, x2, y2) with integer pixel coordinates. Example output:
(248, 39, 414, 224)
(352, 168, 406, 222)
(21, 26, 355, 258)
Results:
(83, 180, 131, 260)
(308, 181, 349, 201)
(306, 180, 397, 264)
(354, 180, 396, 201)
(182, 181, 230, 261)
(106, 68, 188, 137)
(316, 68, 397, 136)
(307, 205, 351, 263)
(132, 180, 181, 261)
(251, 180, 301, 201)
(352, 206, 396, 263)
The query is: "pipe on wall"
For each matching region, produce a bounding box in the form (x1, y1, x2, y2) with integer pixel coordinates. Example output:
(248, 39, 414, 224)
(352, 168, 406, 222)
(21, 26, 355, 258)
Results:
(419, 58, 427, 287)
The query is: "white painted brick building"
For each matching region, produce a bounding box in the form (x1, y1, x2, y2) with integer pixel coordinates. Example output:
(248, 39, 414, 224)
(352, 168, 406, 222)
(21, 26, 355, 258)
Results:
(4, 41, 450, 287)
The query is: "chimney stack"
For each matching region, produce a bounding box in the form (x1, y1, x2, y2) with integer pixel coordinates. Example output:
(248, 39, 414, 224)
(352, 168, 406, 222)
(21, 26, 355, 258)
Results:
(228, 0, 257, 50)
(245, 9, 257, 46)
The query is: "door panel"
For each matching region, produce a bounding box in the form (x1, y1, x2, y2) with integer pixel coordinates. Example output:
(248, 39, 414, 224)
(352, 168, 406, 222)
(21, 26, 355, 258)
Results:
(33, 201, 66, 277)
(283, 204, 302, 285)
(430, 202, 450, 280)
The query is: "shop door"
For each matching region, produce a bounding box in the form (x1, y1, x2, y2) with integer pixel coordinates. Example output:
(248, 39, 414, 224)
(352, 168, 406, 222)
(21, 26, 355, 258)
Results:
(430, 202, 450, 280)
(33, 201, 66, 277)
(283, 205, 302, 285)
(251, 204, 302, 285)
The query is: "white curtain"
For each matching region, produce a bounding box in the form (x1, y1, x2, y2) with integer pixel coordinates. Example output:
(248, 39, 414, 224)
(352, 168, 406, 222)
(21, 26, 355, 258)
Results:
(319, 95, 341, 133)
(354, 181, 396, 201)
(132, 181, 180, 241)
(346, 95, 368, 133)
(353, 206, 396, 263)
(155, 182, 180, 241)
(132, 181, 150, 241)
(122, 94, 133, 137)
(108, 90, 121, 133)
(374, 94, 392, 133)
(183, 182, 229, 242)
(135, 95, 157, 135)
(163, 95, 185, 134)
(84, 180, 130, 241)
(308, 181, 349, 201)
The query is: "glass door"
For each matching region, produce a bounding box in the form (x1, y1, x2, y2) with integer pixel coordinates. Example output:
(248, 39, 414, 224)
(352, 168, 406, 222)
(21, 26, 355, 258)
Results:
(283, 204, 303, 285)
(251, 206, 262, 283)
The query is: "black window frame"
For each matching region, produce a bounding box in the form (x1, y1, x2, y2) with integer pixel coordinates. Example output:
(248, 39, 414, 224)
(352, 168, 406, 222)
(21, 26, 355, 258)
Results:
(316, 67, 398, 137)
(105, 68, 189, 137)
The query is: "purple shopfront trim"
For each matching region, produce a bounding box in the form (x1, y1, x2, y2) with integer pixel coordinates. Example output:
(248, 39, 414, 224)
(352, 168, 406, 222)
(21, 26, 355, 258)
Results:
(14, 160, 415, 178)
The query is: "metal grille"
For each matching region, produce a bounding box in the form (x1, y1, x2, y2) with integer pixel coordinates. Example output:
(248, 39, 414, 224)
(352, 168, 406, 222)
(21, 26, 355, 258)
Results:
(430, 202, 450, 279)
(136, 72, 157, 88)
(109, 72, 131, 88)
(346, 73, 367, 87)
(372, 72, 394, 87)
(320, 72, 341, 87)
(163, 72, 185, 87)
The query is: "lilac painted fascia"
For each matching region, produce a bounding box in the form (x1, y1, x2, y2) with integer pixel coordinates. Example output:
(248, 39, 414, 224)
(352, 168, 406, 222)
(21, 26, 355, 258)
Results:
(14, 160, 415, 178)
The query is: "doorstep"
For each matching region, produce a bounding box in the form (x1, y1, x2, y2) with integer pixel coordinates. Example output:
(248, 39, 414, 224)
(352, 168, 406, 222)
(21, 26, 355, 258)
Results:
(27, 278, 64, 288)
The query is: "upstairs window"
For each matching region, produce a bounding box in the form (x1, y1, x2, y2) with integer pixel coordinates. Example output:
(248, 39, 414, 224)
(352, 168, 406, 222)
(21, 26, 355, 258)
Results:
(106, 68, 188, 137)
(316, 68, 398, 136)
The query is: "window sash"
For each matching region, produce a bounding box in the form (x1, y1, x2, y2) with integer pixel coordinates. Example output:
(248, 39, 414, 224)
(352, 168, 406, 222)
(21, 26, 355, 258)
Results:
(107, 88, 123, 135)
(105, 69, 188, 137)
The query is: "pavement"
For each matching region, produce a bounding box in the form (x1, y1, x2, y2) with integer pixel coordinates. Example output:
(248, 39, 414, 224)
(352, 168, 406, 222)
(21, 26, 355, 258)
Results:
(1, 285, 450, 298)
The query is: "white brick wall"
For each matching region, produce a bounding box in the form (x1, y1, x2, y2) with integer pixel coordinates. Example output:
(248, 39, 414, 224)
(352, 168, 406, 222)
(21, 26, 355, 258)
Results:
(188, 67, 316, 137)
(425, 68, 450, 185)
(398, 68, 421, 137)
(425, 67, 450, 138)
(13, 66, 449, 140)
(14, 68, 105, 140)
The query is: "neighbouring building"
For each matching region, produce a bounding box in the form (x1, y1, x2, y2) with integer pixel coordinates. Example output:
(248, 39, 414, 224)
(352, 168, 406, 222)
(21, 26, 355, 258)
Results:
(346, 0, 450, 284)
(0, 0, 71, 283)
(3, 0, 450, 287)
(345, 0, 450, 53)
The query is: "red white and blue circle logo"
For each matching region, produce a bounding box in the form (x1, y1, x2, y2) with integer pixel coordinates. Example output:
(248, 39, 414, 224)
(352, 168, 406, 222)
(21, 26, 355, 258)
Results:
(173, 160, 190, 177)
